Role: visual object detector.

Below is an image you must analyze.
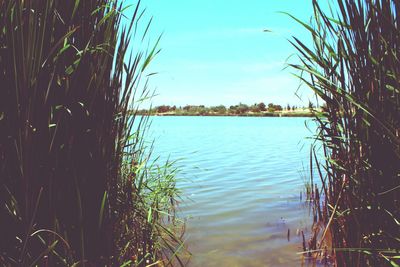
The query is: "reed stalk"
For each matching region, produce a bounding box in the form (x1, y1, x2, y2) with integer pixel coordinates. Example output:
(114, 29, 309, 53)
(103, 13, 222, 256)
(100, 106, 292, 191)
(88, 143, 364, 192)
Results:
(290, 0, 400, 266)
(0, 0, 183, 266)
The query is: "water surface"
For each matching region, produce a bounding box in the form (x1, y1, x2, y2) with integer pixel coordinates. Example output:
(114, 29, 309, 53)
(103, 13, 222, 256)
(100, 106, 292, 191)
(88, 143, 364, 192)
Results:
(150, 116, 314, 266)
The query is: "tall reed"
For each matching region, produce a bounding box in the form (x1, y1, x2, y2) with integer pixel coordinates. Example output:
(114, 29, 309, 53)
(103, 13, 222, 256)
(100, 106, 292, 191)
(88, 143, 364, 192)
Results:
(0, 0, 183, 266)
(290, 0, 400, 266)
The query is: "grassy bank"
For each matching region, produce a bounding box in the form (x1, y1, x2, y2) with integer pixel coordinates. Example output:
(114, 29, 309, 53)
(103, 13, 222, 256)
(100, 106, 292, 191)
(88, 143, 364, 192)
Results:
(0, 1, 183, 266)
(291, 0, 400, 266)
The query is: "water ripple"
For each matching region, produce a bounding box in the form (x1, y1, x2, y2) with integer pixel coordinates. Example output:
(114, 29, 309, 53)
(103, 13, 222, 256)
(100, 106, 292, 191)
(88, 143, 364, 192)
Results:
(150, 116, 314, 266)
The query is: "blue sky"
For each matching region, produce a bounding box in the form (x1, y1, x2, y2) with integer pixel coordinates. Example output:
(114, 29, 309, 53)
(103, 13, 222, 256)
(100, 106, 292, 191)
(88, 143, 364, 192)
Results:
(127, 1, 323, 107)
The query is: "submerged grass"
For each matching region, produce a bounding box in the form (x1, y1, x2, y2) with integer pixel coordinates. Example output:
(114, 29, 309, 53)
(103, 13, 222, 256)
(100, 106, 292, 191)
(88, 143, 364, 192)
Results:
(290, 0, 400, 266)
(0, 0, 184, 266)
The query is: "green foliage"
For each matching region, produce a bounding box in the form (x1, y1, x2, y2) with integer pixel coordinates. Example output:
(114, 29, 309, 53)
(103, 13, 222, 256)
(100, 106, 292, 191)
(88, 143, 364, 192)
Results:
(0, 0, 183, 266)
(250, 105, 261, 113)
(258, 102, 266, 111)
(211, 105, 227, 114)
(157, 105, 172, 113)
(267, 103, 282, 112)
(140, 102, 312, 117)
(235, 103, 250, 114)
(290, 0, 400, 265)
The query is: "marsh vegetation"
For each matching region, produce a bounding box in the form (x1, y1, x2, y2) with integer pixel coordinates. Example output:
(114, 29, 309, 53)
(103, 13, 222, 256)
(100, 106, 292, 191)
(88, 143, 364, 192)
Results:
(0, 0, 184, 266)
(291, 0, 400, 266)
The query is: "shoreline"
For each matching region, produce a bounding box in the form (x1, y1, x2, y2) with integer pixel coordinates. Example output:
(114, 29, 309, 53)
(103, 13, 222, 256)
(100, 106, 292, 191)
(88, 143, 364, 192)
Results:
(138, 111, 316, 118)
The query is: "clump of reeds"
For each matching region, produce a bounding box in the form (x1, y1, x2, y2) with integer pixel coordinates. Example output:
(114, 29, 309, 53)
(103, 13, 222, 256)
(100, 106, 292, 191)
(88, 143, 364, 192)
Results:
(290, 0, 400, 266)
(0, 0, 184, 266)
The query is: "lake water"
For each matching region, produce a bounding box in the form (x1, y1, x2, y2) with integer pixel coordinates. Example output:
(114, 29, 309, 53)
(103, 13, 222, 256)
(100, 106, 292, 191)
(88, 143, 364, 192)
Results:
(149, 116, 316, 266)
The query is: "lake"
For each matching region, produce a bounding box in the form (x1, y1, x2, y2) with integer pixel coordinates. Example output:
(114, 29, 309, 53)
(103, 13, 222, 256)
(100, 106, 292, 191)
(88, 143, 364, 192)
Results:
(149, 116, 316, 266)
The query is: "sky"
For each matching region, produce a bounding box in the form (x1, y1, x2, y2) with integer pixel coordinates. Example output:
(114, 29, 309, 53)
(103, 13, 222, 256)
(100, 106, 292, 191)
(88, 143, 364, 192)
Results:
(126, 1, 324, 107)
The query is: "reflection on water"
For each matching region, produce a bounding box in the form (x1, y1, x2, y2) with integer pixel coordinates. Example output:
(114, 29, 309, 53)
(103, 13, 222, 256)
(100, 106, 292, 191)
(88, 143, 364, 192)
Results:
(150, 116, 319, 266)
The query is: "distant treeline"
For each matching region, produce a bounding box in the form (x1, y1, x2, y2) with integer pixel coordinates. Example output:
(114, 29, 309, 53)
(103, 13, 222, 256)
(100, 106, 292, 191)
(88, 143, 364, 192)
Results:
(137, 102, 317, 116)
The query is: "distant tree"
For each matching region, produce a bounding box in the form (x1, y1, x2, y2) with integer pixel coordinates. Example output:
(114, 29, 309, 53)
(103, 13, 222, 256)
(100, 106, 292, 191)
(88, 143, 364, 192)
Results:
(274, 105, 283, 111)
(308, 101, 315, 110)
(237, 103, 249, 114)
(211, 105, 227, 114)
(286, 104, 291, 111)
(267, 103, 275, 112)
(198, 107, 208, 115)
(157, 105, 170, 113)
(258, 102, 266, 111)
(171, 105, 177, 111)
(228, 105, 241, 114)
(250, 105, 261, 113)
